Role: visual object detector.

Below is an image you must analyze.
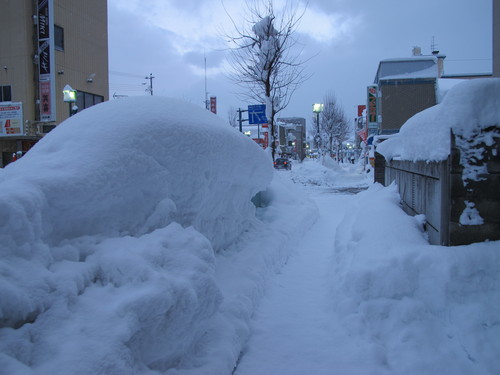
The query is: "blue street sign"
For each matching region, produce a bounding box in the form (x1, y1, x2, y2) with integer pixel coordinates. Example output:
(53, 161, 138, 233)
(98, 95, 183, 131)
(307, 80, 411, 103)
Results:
(248, 104, 268, 124)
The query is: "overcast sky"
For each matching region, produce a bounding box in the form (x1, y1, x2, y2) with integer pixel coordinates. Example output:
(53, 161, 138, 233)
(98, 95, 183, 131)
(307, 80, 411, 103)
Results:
(107, 0, 493, 132)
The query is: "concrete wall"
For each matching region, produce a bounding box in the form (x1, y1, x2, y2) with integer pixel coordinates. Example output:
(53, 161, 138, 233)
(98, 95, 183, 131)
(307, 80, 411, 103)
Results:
(448, 127, 500, 245)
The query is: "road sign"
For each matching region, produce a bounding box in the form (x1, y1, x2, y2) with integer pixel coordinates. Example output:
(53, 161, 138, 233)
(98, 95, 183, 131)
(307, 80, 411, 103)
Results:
(248, 104, 268, 124)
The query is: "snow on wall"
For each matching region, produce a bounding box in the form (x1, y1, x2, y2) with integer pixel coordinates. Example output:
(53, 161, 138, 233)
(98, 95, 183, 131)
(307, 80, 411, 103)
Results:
(377, 78, 500, 162)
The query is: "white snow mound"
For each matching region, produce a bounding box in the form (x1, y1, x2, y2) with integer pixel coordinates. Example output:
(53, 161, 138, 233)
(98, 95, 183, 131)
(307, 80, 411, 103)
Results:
(0, 96, 273, 374)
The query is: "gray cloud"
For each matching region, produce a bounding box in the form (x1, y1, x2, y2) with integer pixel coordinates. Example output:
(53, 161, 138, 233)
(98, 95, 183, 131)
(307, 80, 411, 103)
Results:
(108, 0, 493, 131)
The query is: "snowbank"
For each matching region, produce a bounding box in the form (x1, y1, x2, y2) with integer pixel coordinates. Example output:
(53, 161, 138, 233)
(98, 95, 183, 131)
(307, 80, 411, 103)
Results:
(290, 156, 370, 189)
(172, 173, 319, 374)
(377, 78, 500, 162)
(0, 96, 272, 251)
(330, 183, 500, 375)
(0, 96, 277, 374)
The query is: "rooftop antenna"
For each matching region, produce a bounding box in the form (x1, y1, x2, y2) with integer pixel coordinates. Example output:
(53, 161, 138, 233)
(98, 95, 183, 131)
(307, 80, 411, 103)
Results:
(431, 36, 438, 54)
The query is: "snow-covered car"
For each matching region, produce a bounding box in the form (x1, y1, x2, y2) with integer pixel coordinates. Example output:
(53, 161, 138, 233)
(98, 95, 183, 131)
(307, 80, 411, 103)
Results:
(274, 157, 292, 170)
(0, 96, 274, 373)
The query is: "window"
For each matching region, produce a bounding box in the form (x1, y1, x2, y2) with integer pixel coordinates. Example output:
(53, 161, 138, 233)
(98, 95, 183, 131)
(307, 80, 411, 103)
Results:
(0, 85, 12, 102)
(75, 90, 104, 112)
(55, 25, 64, 51)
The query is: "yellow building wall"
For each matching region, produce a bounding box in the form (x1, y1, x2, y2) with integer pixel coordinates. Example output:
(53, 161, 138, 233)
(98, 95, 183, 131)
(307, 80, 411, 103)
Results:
(54, 0, 109, 124)
(0, 0, 109, 125)
(0, 0, 37, 124)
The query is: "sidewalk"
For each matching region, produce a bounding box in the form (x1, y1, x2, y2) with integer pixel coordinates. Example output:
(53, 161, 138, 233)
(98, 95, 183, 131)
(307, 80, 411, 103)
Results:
(233, 190, 361, 375)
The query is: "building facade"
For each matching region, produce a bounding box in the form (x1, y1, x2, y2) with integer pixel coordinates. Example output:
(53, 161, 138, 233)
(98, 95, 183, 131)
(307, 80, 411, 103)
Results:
(277, 117, 306, 160)
(0, 0, 108, 167)
(372, 53, 444, 135)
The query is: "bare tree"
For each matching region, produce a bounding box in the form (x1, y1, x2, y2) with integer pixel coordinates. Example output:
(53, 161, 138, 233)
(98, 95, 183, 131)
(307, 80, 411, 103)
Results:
(228, 106, 238, 129)
(224, 0, 310, 160)
(320, 92, 349, 160)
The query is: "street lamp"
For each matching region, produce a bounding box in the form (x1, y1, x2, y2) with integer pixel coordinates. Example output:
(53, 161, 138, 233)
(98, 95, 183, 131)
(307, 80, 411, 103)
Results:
(63, 84, 78, 117)
(312, 103, 323, 150)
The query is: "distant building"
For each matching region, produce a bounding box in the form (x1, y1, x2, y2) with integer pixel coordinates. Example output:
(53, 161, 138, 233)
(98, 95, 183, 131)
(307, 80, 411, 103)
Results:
(0, 0, 109, 167)
(277, 117, 306, 160)
(370, 37, 497, 136)
(372, 49, 445, 135)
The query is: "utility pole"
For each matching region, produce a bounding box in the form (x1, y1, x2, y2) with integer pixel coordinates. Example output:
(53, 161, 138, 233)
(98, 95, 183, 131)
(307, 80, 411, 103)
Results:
(145, 73, 154, 96)
(204, 55, 209, 110)
(237, 108, 248, 132)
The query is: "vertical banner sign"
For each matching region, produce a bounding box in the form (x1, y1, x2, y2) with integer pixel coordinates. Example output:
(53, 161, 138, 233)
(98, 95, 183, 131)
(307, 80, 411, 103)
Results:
(38, 0, 56, 122)
(210, 96, 217, 114)
(261, 123, 269, 149)
(367, 85, 378, 126)
(0, 103, 24, 136)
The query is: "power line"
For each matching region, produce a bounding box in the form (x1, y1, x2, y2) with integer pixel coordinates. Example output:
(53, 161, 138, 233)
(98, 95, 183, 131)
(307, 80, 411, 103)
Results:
(446, 58, 491, 61)
(109, 70, 146, 79)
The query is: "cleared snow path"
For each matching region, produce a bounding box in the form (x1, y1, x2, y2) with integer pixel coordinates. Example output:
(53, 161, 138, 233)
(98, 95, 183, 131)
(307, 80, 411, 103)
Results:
(234, 187, 361, 375)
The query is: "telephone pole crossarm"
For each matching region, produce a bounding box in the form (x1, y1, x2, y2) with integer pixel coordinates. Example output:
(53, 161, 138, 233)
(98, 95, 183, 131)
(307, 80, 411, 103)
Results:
(145, 73, 155, 96)
(237, 108, 248, 132)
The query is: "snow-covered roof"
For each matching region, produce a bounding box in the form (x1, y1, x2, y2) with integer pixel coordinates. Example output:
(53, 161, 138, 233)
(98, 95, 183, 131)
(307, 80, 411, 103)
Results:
(376, 78, 500, 162)
(375, 56, 438, 83)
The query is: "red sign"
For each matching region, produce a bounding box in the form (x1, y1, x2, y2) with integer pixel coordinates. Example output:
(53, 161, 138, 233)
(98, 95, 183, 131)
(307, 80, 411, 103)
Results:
(40, 80, 52, 119)
(357, 105, 366, 117)
(210, 96, 216, 114)
(357, 128, 368, 144)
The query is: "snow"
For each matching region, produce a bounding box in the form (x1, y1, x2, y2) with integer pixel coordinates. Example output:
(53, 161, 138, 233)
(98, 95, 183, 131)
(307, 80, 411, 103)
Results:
(378, 64, 438, 81)
(459, 200, 485, 225)
(376, 56, 438, 82)
(0, 96, 277, 374)
(1, 100, 499, 375)
(377, 78, 500, 162)
(437, 78, 466, 103)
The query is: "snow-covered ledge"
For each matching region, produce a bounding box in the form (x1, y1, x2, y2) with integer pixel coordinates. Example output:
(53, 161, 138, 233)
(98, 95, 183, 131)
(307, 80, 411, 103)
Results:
(376, 78, 500, 245)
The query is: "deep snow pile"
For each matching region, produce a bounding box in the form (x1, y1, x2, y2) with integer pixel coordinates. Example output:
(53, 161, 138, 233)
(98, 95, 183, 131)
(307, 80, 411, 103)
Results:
(377, 78, 500, 162)
(289, 155, 370, 189)
(0, 97, 316, 374)
(330, 183, 500, 375)
(0, 97, 272, 251)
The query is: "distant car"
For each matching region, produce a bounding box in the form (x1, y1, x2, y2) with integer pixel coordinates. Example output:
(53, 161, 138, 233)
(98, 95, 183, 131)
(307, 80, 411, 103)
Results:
(274, 158, 292, 170)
